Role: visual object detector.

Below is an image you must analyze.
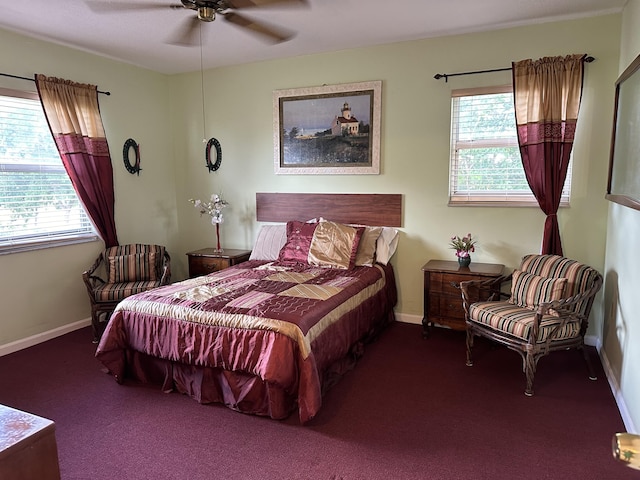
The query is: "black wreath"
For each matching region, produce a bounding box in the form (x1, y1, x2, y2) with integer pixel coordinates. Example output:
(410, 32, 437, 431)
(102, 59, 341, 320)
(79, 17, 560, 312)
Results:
(123, 138, 141, 175)
(205, 137, 222, 172)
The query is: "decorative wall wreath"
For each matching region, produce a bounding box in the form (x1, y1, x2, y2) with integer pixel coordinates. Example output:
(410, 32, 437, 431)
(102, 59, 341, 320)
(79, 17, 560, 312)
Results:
(205, 137, 222, 172)
(123, 138, 141, 175)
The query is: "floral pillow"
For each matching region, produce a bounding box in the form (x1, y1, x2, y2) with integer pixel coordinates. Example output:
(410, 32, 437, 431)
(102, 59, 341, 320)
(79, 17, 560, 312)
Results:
(277, 221, 319, 264)
(508, 269, 568, 316)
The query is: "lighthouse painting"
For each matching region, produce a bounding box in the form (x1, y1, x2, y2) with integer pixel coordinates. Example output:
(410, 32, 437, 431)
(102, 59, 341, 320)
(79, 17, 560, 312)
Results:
(273, 81, 381, 175)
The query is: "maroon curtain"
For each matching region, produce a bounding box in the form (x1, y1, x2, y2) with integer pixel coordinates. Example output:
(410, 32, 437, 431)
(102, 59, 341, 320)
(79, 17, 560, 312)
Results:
(512, 55, 585, 255)
(35, 75, 119, 247)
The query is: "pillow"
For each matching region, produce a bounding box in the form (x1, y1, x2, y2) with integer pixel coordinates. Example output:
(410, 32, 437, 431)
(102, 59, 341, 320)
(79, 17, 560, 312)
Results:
(375, 227, 399, 265)
(249, 224, 287, 261)
(354, 226, 383, 267)
(508, 269, 568, 316)
(277, 221, 319, 264)
(108, 252, 158, 283)
(308, 220, 364, 269)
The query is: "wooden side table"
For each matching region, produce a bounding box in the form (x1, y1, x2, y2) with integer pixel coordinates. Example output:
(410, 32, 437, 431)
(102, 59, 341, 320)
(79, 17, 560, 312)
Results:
(422, 259, 504, 337)
(186, 248, 251, 278)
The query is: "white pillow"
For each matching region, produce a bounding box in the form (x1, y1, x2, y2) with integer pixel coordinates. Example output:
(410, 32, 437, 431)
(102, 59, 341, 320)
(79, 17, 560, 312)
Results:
(249, 224, 287, 261)
(375, 227, 399, 265)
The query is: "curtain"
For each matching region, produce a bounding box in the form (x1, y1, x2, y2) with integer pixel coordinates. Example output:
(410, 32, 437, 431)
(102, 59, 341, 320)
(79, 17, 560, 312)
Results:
(512, 55, 585, 256)
(35, 74, 119, 247)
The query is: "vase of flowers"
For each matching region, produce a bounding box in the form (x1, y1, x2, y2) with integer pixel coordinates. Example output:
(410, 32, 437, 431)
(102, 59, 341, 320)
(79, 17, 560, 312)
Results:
(450, 233, 476, 267)
(189, 193, 229, 253)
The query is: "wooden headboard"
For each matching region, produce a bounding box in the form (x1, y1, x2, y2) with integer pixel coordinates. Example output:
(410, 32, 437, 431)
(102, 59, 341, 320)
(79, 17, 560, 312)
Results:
(256, 193, 402, 227)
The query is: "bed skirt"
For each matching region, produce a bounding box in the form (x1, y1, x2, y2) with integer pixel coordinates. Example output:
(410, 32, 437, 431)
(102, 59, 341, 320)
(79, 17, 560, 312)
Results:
(116, 308, 395, 422)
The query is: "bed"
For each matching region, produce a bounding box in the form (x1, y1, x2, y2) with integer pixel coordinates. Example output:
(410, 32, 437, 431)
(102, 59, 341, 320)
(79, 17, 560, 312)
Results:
(96, 193, 401, 423)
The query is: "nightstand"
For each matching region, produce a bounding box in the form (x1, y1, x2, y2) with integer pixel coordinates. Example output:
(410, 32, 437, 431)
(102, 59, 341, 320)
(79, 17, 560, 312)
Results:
(186, 248, 251, 278)
(422, 259, 504, 337)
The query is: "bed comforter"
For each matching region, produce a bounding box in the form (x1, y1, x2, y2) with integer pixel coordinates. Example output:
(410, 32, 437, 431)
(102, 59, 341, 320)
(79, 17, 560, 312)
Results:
(96, 259, 397, 423)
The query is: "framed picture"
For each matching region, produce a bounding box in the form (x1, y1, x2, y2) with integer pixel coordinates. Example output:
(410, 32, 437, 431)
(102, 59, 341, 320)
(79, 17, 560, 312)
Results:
(607, 53, 640, 211)
(273, 80, 382, 174)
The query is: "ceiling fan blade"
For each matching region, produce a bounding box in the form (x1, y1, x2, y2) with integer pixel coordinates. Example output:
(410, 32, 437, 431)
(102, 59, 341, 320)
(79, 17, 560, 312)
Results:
(223, 11, 293, 43)
(86, 1, 183, 13)
(180, 0, 198, 9)
(167, 16, 202, 46)
(225, 0, 308, 9)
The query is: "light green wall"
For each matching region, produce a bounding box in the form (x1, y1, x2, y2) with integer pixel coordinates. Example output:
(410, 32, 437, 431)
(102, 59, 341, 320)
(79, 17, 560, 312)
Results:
(0, 29, 178, 346)
(602, 0, 640, 432)
(170, 14, 620, 327)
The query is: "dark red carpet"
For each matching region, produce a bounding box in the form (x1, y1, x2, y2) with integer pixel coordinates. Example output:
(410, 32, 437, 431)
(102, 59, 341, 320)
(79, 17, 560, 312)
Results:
(0, 322, 633, 479)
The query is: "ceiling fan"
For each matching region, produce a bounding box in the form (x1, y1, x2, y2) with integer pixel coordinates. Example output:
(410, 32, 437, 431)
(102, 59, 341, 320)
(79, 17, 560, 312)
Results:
(87, 0, 308, 46)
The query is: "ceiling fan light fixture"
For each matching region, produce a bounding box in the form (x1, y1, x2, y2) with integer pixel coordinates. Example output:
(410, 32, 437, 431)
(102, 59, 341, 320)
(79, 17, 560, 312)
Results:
(198, 7, 216, 22)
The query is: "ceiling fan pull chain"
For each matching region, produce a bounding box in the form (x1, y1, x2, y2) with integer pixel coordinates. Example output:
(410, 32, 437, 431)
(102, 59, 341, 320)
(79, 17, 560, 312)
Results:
(200, 22, 207, 143)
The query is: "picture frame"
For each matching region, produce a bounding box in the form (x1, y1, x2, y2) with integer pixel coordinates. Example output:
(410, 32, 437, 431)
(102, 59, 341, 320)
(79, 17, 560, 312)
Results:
(606, 53, 640, 211)
(273, 80, 382, 175)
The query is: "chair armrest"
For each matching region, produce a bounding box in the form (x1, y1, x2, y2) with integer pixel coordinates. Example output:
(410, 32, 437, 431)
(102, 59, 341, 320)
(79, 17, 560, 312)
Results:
(460, 273, 512, 313)
(82, 253, 106, 292)
(535, 272, 603, 318)
(529, 272, 603, 343)
(85, 253, 103, 276)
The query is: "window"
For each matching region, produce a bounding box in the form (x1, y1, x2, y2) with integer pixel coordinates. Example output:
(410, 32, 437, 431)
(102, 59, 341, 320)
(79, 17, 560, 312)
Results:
(0, 88, 96, 254)
(448, 85, 571, 206)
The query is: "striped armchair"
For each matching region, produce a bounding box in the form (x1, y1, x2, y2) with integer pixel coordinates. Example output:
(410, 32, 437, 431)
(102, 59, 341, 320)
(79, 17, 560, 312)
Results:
(83, 244, 171, 342)
(461, 254, 602, 396)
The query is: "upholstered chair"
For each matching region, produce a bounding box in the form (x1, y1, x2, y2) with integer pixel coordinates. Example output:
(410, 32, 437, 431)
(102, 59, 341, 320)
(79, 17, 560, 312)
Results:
(461, 254, 603, 396)
(83, 244, 171, 342)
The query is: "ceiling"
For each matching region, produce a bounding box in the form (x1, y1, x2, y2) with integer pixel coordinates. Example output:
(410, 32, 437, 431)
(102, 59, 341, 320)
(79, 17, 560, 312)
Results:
(0, 0, 625, 75)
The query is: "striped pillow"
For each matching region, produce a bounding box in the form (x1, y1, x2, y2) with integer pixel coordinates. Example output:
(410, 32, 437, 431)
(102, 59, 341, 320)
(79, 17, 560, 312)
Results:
(108, 252, 158, 283)
(249, 224, 287, 261)
(519, 254, 599, 318)
(508, 269, 567, 315)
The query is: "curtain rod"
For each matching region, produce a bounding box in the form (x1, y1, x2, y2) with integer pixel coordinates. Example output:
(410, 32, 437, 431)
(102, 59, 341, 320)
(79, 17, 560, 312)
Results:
(0, 72, 111, 95)
(433, 55, 595, 82)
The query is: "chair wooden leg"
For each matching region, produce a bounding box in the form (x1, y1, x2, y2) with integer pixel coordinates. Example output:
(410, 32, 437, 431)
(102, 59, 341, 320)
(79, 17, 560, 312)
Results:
(91, 307, 100, 343)
(466, 329, 474, 367)
(581, 346, 598, 381)
(524, 351, 535, 396)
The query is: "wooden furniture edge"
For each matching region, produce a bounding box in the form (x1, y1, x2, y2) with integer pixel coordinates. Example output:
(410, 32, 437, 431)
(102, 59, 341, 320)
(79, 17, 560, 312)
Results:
(256, 193, 402, 227)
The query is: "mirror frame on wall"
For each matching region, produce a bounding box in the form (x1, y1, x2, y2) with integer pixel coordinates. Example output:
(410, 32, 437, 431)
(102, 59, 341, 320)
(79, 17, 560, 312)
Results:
(606, 53, 640, 211)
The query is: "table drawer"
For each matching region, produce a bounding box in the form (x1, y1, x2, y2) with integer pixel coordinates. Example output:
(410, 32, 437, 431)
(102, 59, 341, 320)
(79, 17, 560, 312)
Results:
(438, 295, 465, 318)
(429, 293, 465, 318)
(189, 257, 229, 277)
(440, 273, 470, 294)
(421, 259, 505, 337)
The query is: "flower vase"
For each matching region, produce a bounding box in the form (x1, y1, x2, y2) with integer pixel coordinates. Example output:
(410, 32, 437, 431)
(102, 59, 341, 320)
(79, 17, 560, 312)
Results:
(458, 255, 471, 267)
(214, 222, 223, 253)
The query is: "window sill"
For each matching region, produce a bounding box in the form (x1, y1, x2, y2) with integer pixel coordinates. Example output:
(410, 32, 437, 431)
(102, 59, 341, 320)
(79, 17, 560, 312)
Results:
(0, 235, 100, 255)
(449, 202, 570, 207)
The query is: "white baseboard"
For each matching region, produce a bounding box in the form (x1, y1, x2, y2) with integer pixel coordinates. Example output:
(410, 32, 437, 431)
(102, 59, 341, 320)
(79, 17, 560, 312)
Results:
(597, 343, 637, 433)
(0, 318, 91, 357)
(395, 312, 422, 325)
